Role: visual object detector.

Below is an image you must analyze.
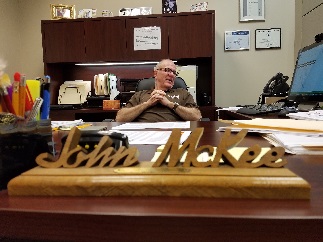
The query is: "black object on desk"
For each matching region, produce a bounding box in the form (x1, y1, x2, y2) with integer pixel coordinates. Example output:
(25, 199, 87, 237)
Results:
(0, 133, 51, 190)
(86, 96, 110, 108)
(50, 104, 81, 110)
(61, 130, 129, 151)
(277, 107, 298, 117)
(237, 103, 284, 115)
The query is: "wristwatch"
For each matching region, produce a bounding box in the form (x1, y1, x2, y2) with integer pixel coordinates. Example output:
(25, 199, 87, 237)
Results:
(172, 102, 179, 111)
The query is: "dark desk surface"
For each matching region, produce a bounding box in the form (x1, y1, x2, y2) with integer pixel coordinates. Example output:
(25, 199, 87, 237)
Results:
(1, 121, 323, 242)
(218, 109, 286, 120)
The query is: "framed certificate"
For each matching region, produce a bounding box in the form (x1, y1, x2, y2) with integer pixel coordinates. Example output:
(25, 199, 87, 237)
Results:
(225, 30, 250, 51)
(255, 28, 281, 49)
(240, 0, 265, 22)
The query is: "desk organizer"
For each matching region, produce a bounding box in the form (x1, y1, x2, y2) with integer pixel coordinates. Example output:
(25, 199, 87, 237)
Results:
(0, 116, 53, 190)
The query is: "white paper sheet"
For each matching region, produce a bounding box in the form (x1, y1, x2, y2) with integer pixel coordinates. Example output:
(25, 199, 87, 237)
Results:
(263, 132, 323, 155)
(99, 130, 191, 145)
(111, 121, 190, 130)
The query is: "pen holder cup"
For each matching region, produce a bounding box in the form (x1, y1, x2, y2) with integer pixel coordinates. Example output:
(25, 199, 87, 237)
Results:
(0, 126, 53, 190)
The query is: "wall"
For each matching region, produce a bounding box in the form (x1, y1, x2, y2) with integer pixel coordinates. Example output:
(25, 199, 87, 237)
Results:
(213, 0, 295, 106)
(0, 0, 296, 107)
(0, 1, 21, 78)
(301, 0, 323, 47)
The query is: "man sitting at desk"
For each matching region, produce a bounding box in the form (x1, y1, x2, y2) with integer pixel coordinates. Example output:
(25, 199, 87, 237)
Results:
(115, 59, 201, 122)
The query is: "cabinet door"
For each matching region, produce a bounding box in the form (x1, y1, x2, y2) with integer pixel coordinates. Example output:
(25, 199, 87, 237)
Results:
(85, 18, 126, 62)
(125, 17, 168, 61)
(42, 20, 85, 63)
(168, 13, 214, 59)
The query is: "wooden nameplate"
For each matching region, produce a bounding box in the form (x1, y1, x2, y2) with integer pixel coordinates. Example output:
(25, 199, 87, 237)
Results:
(8, 162, 310, 199)
(7, 128, 311, 199)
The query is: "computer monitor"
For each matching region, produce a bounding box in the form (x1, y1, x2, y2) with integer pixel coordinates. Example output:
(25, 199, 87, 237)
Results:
(288, 41, 323, 109)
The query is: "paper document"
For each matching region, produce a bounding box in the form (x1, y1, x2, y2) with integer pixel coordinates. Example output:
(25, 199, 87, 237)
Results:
(51, 119, 87, 130)
(218, 119, 323, 155)
(99, 130, 191, 145)
(217, 126, 287, 134)
(263, 132, 323, 155)
(217, 107, 242, 111)
(287, 110, 323, 121)
(112, 121, 190, 130)
(219, 119, 323, 133)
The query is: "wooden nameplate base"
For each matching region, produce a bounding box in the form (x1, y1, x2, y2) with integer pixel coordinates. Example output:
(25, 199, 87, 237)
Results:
(8, 128, 310, 199)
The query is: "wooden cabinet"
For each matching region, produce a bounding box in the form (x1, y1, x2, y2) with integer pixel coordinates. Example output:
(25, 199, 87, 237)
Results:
(168, 13, 214, 59)
(42, 18, 126, 63)
(42, 11, 214, 63)
(42, 20, 86, 63)
(84, 18, 126, 61)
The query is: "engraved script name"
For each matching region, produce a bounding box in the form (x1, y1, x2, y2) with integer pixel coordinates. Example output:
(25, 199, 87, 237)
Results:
(36, 127, 286, 168)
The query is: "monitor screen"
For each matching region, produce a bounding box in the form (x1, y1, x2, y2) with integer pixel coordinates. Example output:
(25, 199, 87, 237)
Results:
(288, 41, 323, 104)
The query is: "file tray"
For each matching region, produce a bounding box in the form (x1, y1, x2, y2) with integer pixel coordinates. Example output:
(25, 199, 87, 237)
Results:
(58, 81, 91, 105)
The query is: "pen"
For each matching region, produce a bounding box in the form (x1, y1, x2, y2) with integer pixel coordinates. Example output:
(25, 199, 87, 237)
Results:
(40, 75, 50, 120)
(19, 74, 26, 117)
(0, 86, 16, 114)
(12, 72, 21, 115)
(24, 84, 34, 116)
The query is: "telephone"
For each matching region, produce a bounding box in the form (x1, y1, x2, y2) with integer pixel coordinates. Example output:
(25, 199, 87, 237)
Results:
(263, 72, 290, 95)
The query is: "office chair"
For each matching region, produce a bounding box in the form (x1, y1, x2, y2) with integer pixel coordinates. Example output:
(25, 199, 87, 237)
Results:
(135, 77, 188, 91)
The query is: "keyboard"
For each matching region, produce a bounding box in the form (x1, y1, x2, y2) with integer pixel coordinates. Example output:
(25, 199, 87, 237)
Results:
(236, 103, 285, 115)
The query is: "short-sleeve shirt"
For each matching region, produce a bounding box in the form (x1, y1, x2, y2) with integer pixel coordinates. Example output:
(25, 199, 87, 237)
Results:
(124, 88, 198, 122)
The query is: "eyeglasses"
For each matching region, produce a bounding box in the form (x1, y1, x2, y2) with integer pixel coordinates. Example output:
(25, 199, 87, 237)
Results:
(157, 68, 178, 76)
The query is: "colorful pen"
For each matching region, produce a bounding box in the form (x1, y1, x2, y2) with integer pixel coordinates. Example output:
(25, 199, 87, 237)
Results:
(0, 86, 16, 114)
(24, 84, 34, 115)
(19, 74, 26, 117)
(40, 75, 50, 120)
(12, 72, 21, 115)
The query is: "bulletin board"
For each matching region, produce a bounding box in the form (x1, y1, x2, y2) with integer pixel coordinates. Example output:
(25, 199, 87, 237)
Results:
(255, 28, 281, 49)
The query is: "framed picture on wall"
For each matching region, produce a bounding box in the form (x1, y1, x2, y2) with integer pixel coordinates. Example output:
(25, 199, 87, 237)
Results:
(162, 0, 177, 14)
(255, 28, 281, 49)
(240, 0, 265, 21)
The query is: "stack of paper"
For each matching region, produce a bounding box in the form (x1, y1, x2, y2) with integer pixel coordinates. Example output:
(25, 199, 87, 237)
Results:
(218, 119, 323, 133)
(218, 119, 323, 155)
(287, 110, 323, 120)
(111, 121, 190, 130)
(99, 130, 191, 145)
(51, 119, 86, 130)
(263, 132, 323, 155)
